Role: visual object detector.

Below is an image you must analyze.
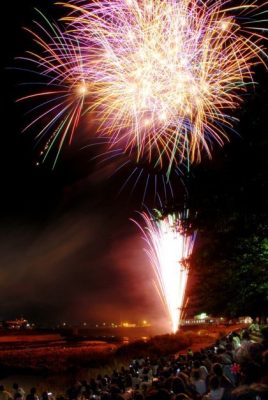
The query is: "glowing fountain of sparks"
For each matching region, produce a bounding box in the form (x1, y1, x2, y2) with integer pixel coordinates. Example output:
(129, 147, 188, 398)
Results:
(61, 0, 268, 173)
(133, 209, 196, 333)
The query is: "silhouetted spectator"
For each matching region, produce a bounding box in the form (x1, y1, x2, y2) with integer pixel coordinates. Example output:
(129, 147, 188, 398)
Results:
(212, 364, 234, 391)
(12, 384, 25, 400)
(231, 383, 268, 400)
(205, 375, 224, 400)
(240, 361, 262, 385)
(14, 393, 23, 400)
(192, 360, 208, 381)
(26, 388, 39, 400)
(0, 386, 12, 400)
(190, 370, 206, 396)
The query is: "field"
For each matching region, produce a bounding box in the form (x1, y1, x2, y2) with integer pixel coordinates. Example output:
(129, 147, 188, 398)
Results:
(0, 340, 116, 373)
(0, 334, 62, 344)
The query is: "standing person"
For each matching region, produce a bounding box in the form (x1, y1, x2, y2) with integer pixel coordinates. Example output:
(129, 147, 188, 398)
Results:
(190, 370, 206, 396)
(231, 333, 241, 352)
(26, 388, 39, 400)
(40, 393, 49, 400)
(187, 349, 193, 361)
(212, 364, 234, 391)
(14, 394, 23, 400)
(204, 376, 225, 400)
(0, 386, 12, 400)
(12, 384, 25, 400)
(192, 360, 209, 382)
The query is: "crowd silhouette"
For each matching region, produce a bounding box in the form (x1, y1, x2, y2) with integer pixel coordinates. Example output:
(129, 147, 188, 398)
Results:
(1, 327, 268, 400)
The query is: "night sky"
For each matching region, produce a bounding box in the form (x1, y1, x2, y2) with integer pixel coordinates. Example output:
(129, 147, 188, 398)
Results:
(1, 1, 267, 327)
(1, 0, 167, 327)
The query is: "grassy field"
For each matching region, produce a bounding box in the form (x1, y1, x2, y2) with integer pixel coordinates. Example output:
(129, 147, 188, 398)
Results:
(0, 341, 116, 373)
(0, 334, 63, 343)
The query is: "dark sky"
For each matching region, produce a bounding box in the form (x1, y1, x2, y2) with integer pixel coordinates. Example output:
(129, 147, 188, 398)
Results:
(1, 1, 267, 327)
(1, 0, 169, 327)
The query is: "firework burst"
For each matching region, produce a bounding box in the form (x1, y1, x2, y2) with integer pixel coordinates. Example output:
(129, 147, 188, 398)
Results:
(133, 209, 196, 333)
(17, 10, 88, 166)
(61, 0, 268, 173)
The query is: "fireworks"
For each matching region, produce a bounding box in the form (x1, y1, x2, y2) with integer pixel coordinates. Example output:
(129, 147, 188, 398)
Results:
(14, 1, 268, 331)
(18, 1, 268, 171)
(17, 10, 88, 166)
(62, 0, 268, 172)
(133, 210, 196, 332)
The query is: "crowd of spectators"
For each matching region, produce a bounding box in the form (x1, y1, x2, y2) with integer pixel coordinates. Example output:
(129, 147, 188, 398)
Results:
(1, 327, 268, 400)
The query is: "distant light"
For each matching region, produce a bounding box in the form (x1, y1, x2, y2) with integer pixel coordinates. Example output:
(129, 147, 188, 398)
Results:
(196, 312, 207, 320)
(122, 322, 136, 327)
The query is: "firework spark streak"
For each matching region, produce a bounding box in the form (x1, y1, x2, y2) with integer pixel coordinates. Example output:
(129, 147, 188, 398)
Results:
(60, 0, 268, 173)
(17, 10, 88, 166)
(133, 210, 196, 333)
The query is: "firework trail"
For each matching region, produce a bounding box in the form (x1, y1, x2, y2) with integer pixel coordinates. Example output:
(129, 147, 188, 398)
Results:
(86, 136, 189, 204)
(61, 0, 268, 174)
(133, 209, 196, 333)
(17, 10, 88, 166)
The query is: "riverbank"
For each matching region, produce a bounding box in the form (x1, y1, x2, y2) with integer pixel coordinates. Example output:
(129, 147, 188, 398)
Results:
(0, 324, 247, 396)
